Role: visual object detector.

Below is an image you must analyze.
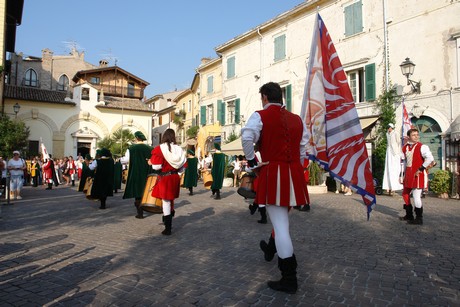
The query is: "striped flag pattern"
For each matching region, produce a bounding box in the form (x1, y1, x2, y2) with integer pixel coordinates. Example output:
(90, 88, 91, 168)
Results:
(301, 13, 376, 216)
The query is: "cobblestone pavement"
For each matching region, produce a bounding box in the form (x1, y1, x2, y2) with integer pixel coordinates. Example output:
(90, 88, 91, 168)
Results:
(0, 183, 459, 306)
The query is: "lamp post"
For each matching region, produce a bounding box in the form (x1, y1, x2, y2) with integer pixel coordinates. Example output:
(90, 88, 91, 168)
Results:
(13, 103, 20, 118)
(400, 57, 421, 94)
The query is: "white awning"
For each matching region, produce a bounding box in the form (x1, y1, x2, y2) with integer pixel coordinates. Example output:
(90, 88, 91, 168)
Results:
(450, 114, 460, 140)
(221, 137, 244, 156)
(359, 116, 379, 130)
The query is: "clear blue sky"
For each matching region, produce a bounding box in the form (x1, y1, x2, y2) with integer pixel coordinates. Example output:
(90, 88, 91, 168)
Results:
(16, 1, 304, 98)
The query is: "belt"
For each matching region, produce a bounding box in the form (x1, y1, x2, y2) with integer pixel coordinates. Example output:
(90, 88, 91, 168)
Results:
(158, 170, 179, 176)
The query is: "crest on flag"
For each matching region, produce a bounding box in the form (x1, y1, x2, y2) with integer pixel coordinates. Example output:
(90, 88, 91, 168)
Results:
(402, 99, 413, 145)
(300, 13, 376, 217)
(40, 140, 50, 161)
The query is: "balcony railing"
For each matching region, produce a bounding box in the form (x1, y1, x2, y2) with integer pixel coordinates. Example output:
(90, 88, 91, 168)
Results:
(89, 83, 143, 98)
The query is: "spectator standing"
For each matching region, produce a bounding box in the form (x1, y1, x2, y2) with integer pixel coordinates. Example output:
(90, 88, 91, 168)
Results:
(7, 151, 26, 200)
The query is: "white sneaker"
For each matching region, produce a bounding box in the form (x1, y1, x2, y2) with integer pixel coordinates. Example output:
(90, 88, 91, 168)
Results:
(344, 191, 352, 196)
(16, 196, 22, 200)
(335, 190, 339, 194)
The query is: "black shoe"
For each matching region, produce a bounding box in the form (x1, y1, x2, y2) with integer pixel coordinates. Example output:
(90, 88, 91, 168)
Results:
(249, 203, 258, 215)
(260, 236, 277, 262)
(267, 255, 298, 294)
(258, 207, 267, 224)
(162, 215, 172, 235)
(299, 204, 310, 212)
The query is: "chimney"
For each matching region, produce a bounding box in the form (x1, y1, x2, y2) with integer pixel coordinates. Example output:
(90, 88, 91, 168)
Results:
(99, 59, 109, 67)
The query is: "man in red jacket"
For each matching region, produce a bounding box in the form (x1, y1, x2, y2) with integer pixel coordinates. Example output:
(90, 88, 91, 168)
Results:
(400, 128, 434, 225)
(241, 82, 309, 294)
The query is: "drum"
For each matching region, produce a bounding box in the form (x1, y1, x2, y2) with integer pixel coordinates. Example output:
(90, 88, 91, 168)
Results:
(140, 174, 163, 213)
(83, 177, 92, 193)
(85, 178, 98, 200)
(122, 169, 128, 184)
(180, 173, 185, 187)
(237, 173, 256, 199)
(202, 170, 213, 189)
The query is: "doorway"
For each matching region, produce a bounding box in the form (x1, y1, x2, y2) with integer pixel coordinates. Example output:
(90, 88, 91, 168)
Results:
(77, 142, 91, 158)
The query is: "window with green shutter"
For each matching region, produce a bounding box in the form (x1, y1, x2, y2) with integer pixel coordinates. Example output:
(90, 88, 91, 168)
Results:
(200, 106, 206, 126)
(344, 0, 363, 37)
(227, 56, 235, 79)
(274, 34, 286, 62)
(365, 63, 376, 101)
(207, 75, 214, 93)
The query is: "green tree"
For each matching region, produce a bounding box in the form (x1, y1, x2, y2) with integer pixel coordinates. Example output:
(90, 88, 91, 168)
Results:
(225, 131, 239, 144)
(0, 116, 30, 158)
(373, 87, 397, 183)
(97, 128, 135, 156)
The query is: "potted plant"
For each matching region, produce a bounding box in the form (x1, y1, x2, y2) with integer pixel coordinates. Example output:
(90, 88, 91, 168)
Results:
(430, 169, 451, 199)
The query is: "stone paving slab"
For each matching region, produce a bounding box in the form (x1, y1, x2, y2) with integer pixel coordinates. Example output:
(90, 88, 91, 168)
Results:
(0, 183, 459, 306)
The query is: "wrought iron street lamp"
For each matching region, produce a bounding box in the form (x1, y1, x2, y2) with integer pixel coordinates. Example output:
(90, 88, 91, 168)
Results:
(13, 103, 20, 118)
(400, 57, 421, 94)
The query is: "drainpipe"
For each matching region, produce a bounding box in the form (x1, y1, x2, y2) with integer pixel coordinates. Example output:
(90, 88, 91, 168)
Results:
(257, 27, 263, 83)
(382, 0, 389, 92)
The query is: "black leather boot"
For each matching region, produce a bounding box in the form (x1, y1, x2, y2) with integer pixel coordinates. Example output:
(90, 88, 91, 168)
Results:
(399, 204, 414, 221)
(189, 187, 193, 196)
(260, 234, 277, 261)
(249, 203, 258, 215)
(46, 183, 52, 190)
(99, 198, 106, 209)
(258, 206, 267, 224)
(215, 190, 221, 200)
(267, 255, 298, 294)
(162, 215, 172, 235)
(408, 207, 423, 225)
(135, 199, 144, 219)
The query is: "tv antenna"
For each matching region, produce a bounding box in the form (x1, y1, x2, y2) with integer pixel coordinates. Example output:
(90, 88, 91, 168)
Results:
(100, 48, 119, 66)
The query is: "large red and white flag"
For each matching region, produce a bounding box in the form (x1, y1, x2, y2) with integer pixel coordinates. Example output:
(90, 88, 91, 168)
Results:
(300, 13, 376, 217)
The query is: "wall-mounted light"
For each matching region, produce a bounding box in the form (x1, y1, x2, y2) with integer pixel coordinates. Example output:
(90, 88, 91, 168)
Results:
(400, 57, 421, 94)
(13, 103, 20, 118)
(254, 75, 260, 81)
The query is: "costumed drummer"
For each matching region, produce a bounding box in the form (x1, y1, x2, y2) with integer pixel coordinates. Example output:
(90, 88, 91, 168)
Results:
(89, 148, 114, 210)
(241, 82, 309, 294)
(148, 129, 187, 236)
(210, 143, 226, 200)
(183, 149, 198, 196)
(120, 131, 153, 219)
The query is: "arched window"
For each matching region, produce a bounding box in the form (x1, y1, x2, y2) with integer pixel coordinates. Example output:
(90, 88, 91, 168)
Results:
(57, 74, 69, 91)
(24, 69, 38, 87)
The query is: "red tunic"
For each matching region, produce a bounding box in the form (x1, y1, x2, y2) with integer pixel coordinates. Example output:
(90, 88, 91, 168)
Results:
(150, 146, 181, 201)
(402, 142, 426, 189)
(43, 160, 54, 183)
(255, 105, 309, 206)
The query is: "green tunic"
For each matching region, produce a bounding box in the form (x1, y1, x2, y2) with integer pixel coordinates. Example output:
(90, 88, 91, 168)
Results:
(91, 157, 114, 199)
(211, 152, 226, 190)
(122, 143, 153, 199)
(183, 157, 198, 188)
(113, 160, 122, 190)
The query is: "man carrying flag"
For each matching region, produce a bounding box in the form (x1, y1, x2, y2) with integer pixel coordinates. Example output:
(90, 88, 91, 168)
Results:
(301, 13, 376, 216)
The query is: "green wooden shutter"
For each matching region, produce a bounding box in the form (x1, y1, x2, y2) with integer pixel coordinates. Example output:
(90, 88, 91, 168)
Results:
(207, 76, 213, 93)
(200, 106, 206, 125)
(274, 34, 286, 61)
(227, 57, 235, 79)
(365, 63, 376, 101)
(217, 100, 225, 125)
(354, 1, 363, 34)
(235, 98, 240, 124)
(344, 5, 354, 36)
(285, 85, 292, 112)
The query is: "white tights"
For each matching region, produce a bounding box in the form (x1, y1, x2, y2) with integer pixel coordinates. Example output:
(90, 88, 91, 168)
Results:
(412, 189, 423, 209)
(162, 199, 171, 216)
(266, 205, 293, 259)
